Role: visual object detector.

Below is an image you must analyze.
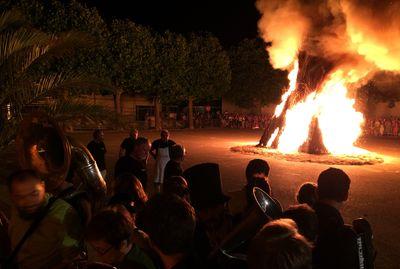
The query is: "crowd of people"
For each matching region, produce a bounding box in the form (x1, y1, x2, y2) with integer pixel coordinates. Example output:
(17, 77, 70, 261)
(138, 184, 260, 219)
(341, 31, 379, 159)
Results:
(219, 112, 400, 138)
(220, 113, 272, 129)
(364, 117, 400, 136)
(0, 128, 375, 269)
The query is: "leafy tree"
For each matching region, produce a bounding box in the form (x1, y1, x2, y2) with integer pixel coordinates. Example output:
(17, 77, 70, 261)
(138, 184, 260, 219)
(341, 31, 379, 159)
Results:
(180, 33, 231, 129)
(228, 38, 288, 111)
(0, 11, 107, 151)
(105, 19, 157, 114)
(2, 0, 111, 95)
(148, 31, 189, 129)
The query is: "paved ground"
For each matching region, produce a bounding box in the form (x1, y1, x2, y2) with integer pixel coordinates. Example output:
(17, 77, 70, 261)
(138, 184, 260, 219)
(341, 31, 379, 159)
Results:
(1, 129, 399, 268)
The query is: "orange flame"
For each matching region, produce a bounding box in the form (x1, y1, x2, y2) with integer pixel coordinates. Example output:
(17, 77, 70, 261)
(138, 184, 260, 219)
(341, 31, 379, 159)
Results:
(271, 66, 365, 154)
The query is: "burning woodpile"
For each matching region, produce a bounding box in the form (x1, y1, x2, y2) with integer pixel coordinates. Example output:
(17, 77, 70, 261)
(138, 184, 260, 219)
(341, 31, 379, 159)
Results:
(256, 0, 400, 155)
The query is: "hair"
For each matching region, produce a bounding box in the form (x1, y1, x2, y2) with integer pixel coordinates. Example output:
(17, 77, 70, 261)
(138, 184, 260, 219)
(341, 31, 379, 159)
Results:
(161, 129, 169, 136)
(296, 182, 318, 207)
(134, 137, 150, 148)
(169, 144, 185, 160)
(248, 219, 312, 269)
(92, 128, 103, 139)
(114, 173, 148, 206)
(245, 159, 270, 182)
(85, 210, 133, 248)
(317, 168, 351, 202)
(283, 204, 319, 242)
(163, 176, 189, 199)
(137, 194, 196, 255)
(7, 169, 42, 190)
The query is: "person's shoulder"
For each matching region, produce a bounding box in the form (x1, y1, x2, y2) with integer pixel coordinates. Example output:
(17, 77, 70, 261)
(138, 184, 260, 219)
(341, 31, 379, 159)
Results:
(169, 140, 176, 145)
(121, 137, 130, 145)
(87, 140, 95, 147)
(152, 139, 161, 144)
(49, 197, 76, 221)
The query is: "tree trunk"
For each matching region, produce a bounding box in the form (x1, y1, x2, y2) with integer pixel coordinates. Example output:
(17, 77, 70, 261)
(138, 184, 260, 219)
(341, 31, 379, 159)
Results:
(154, 96, 162, 130)
(113, 89, 122, 114)
(188, 96, 194, 130)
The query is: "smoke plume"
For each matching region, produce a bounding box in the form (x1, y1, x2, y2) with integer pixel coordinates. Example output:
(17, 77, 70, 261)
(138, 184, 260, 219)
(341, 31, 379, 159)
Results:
(256, 0, 400, 76)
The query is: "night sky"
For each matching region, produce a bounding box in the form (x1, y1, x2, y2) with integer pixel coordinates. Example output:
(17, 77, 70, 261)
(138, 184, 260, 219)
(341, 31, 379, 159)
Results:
(82, 0, 260, 47)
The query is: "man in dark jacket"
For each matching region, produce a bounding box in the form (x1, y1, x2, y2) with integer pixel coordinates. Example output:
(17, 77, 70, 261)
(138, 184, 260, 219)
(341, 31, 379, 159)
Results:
(313, 168, 358, 269)
(114, 137, 151, 190)
(119, 128, 139, 158)
(138, 194, 202, 269)
(87, 129, 107, 180)
(163, 144, 185, 182)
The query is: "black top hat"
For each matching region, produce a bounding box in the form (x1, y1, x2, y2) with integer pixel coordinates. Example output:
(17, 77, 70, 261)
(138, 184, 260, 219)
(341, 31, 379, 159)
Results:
(183, 163, 230, 210)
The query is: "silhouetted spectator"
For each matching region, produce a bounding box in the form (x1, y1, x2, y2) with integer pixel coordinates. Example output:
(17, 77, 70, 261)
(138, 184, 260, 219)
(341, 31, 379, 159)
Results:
(85, 210, 155, 269)
(183, 163, 232, 261)
(87, 129, 107, 180)
(119, 128, 139, 158)
(108, 173, 148, 225)
(114, 137, 151, 189)
(248, 219, 312, 269)
(313, 168, 358, 269)
(163, 144, 185, 182)
(137, 194, 201, 269)
(245, 159, 271, 205)
(7, 170, 82, 269)
(150, 130, 176, 193)
(296, 182, 318, 208)
(283, 204, 318, 243)
(163, 176, 190, 203)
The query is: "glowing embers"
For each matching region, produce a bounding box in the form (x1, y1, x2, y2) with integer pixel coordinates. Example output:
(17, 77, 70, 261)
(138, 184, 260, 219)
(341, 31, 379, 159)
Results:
(272, 68, 365, 155)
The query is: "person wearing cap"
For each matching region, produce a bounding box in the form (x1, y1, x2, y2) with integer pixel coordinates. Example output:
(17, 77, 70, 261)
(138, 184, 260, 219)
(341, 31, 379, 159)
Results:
(150, 130, 176, 193)
(313, 167, 358, 269)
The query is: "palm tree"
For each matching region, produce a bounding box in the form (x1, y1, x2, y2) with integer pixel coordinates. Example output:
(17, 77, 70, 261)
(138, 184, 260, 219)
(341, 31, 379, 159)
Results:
(0, 11, 110, 151)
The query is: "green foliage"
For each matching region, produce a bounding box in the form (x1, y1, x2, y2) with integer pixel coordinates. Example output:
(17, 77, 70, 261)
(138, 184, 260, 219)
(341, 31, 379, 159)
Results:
(182, 32, 231, 102)
(44, 100, 110, 121)
(228, 38, 288, 108)
(106, 19, 156, 93)
(152, 31, 189, 103)
(0, 10, 110, 151)
(2, 0, 111, 91)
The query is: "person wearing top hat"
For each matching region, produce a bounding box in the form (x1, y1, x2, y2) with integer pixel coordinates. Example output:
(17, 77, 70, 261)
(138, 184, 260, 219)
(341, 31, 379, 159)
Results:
(183, 163, 233, 259)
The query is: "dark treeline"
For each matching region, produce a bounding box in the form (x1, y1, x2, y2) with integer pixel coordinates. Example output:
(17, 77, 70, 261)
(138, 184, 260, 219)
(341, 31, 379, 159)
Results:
(0, 0, 287, 147)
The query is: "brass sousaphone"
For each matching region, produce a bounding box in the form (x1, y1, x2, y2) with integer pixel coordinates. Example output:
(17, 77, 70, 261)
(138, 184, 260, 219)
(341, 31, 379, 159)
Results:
(210, 187, 283, 262)
(15, 114, 107, 210)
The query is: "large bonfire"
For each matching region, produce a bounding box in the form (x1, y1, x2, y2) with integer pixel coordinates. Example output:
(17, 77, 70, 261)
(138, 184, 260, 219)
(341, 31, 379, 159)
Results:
(256, 0, 400, 155)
